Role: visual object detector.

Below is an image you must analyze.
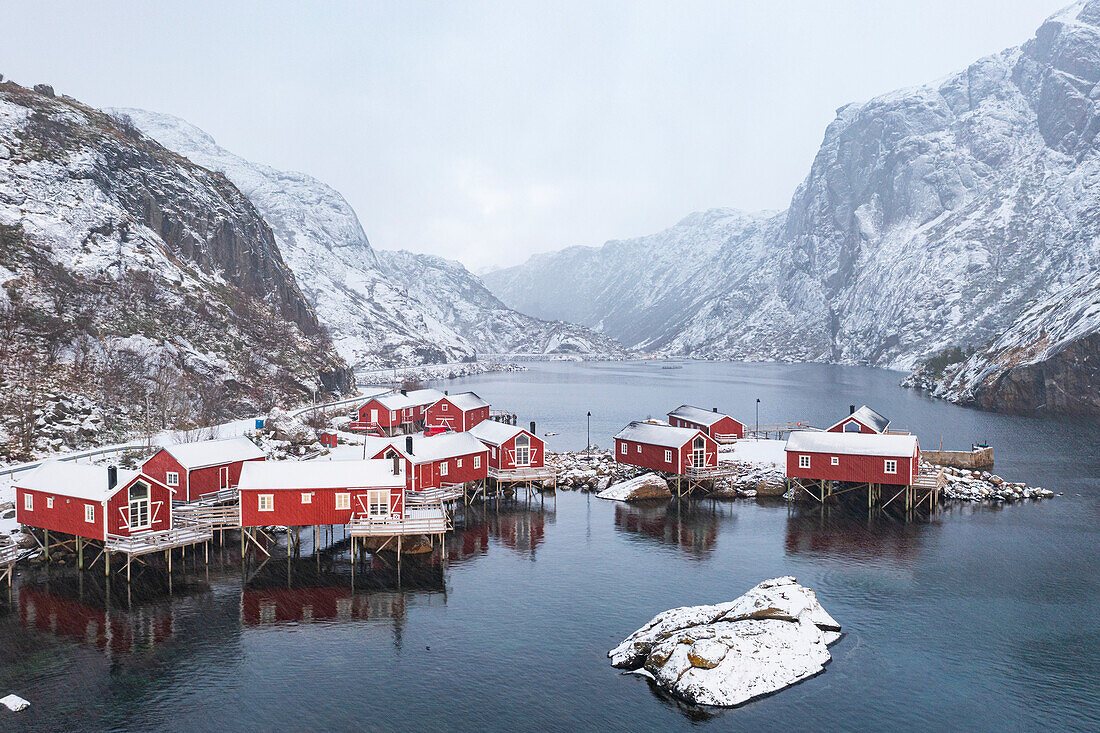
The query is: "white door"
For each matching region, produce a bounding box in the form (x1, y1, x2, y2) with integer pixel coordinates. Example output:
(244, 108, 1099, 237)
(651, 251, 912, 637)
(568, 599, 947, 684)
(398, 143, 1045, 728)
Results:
(219, 466, 230, 488)
(370, 408, 378, 423)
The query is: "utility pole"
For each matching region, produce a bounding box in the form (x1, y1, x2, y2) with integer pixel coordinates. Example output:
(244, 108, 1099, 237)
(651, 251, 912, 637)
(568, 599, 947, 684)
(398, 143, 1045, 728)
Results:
(587, 411, 591, 455)
(756, 398, 760, 436)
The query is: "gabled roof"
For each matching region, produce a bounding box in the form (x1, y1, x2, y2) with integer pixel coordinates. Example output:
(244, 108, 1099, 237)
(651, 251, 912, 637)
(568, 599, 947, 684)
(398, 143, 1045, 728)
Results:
(159, 437, 266, 470)
(238, 459, 405, 491)
(828, 405, 890, 433)
(370, 388, 447, 411)
(668, 404, 740, 427)
(17, 462, 146, 502)
(614, 421, 705, 449)
(441, 391, 490, 411)
(785, 431, 917, 457)
(378, 432, 488, 464)
(468, 420, 532, 447)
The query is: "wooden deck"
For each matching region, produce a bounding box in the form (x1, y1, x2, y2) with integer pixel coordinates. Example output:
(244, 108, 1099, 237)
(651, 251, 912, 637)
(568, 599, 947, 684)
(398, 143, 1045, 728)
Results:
(406, 485, 465, 504)
(172, 501, 241, 530)
(105, 519, 213, 557)
(487, 466, 556, 483)
(347, 505, 450, 537)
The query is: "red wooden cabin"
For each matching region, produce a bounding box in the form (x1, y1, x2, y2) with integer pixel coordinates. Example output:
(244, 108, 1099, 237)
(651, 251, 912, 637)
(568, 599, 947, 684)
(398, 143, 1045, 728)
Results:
(667, 405, 745, 441)
(371, 432, 489, 492)
(784, 431, 919, 486)
(237, 459, 407, 527)
(826, 405, 891, 434)
(424, 391, 490, 432)
(142, 436, 266, 502)
(16, 462, 174, 541)
(352, 388, 447, 435)
(613, 422, 718, 475)
(468, 420, 544, 470)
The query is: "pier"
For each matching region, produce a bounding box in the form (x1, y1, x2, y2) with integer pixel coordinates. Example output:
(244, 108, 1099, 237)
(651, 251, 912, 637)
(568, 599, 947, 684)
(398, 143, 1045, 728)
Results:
(787, 466, 946, 518)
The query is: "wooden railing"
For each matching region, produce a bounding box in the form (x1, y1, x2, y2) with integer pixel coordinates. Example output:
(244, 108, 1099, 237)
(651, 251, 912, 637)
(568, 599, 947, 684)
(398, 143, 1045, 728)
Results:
(406, 485, 464, 504)
(172, 502, 241, 530)
(347, 504, 450, 537)
(712, 432, 739, 444)
(487, 466, 555, 481)
(913, 467, 945, 490)
(0, 541, 23, 565)
(684, 464, 739, 479)
(105, 518, 213, 556)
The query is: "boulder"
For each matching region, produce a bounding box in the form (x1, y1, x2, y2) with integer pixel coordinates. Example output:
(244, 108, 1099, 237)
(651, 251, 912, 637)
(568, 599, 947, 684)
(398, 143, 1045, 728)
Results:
(264, 407, 315, 444)
(609, 577, 841, 707)
(33, 83, 54, 97)
(597, 473, 671, 502)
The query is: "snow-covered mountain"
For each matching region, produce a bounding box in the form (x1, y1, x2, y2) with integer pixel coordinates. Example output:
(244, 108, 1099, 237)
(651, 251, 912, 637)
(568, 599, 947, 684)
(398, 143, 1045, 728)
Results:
(117, 109, 626, 366)
(486, 1, 1100, 413)
(0, 81, 350, 458)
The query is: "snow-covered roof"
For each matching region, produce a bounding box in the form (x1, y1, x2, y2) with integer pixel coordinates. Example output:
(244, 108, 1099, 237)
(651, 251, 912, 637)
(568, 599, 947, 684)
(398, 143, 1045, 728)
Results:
(371, 388, 447, 410)
(468, 419, 531, 446)
(238, 459, 404, 491)
(614, 421, 704, 448)
(785, 431, 917, 457)
(381, 432, 488, 463)
(16, 462, 144, 502)
(828, 405, 890, 433)
(160, 437, 266, 469)
(668, 404, 739, 427)
(443, 391, 489, 411)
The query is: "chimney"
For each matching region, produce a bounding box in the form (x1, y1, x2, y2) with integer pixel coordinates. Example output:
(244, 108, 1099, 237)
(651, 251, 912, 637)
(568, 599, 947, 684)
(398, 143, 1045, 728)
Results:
(849, 405, 856, 415)
(530, 421, 536, 434)
(401, 389, 408, 396)
(405, 435, 414, 455)
(712, 407, 718, 413)
(392, 454, 401, 476)
(107, 465, 118, 491)
(445, 389, 449, 395)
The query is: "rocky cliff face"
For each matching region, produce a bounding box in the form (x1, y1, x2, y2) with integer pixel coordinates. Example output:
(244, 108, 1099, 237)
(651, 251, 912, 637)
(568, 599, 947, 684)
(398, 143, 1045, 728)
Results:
(0, 82, 350, 459)
(485, 1, 1100, 413)
(117, 109, 626, 367)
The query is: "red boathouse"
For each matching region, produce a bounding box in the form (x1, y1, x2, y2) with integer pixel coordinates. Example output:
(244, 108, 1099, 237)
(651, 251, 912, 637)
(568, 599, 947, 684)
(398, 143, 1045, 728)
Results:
(142, 437, 266, 502)
(16, 462, 174, 541)
(353, 388, 447, 435)
(372, 432, 489, 493)
(468, 420, 545, 470)
(667, 405, 745, 442)
(784, 431, 919, 486)
(237, 459, 407, 527)
(424, 391, 490, 432)
(613, 422, 718, 475)
(826, 405, 891, 435)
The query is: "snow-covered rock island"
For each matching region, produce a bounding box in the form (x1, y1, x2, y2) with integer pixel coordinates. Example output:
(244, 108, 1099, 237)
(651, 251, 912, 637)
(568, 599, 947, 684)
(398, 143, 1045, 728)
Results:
(609, 577, 841, 707)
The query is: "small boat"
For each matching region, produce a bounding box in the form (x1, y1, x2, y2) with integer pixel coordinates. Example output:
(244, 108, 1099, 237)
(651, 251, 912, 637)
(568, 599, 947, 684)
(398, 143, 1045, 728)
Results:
(544, 431, 559, 436)
(661, 365, 683, 370)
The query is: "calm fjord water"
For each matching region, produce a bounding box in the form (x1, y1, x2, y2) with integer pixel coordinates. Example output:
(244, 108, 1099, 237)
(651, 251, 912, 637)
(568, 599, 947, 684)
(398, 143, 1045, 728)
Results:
(2, 361, 1098, 732)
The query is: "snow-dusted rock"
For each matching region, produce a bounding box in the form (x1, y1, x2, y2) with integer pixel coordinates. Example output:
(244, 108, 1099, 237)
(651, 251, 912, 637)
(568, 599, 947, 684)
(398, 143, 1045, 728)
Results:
(264, 408, 314, 444)
(597, 473, 671, 502)
(1, 694, 29, 712)
(609, 577, 841, 707)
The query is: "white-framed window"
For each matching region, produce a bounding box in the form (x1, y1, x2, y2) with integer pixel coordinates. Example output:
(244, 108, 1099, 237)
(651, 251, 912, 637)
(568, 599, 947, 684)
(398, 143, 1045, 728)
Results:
(884, 460, 897, 474)
(258, 494, 274, 512)
(46, 497, 54, 509)
(301, 492, 312, 504)
(439, 461, 449, 477)
(166, 471, 179, 487)
(799, 455, 811, 469)
(336, 493, 351, 510)
(85, 504, 95, 523)
(492, 447, 498, 459)
(457, 458, 463, 468)
(390, 410, 396, 421)
(636, 444, 641, 454)
(24, 494, 32, 511)
(474, 455, 481, 469)
(441, 402, 448, 411)
(664, 449, 673, 463)
(831, 457, 839, 466)
(368, 490, 389, 517)
(620, 443, 627, 455)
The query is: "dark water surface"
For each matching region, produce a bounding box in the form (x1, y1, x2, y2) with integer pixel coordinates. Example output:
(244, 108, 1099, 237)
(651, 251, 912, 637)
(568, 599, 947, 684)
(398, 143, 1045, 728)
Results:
(2, 361, 1099, 731)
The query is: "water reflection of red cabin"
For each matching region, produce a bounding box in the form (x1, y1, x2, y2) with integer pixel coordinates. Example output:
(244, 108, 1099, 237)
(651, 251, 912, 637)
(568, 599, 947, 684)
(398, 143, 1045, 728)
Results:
(241, 586, 408, 627)
(19, 585, 173, 653)
(784, 511, 924, 562)
(613, 504, 718, 556)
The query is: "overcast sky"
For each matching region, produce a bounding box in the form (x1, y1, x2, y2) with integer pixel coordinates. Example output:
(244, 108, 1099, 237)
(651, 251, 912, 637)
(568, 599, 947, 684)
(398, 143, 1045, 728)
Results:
(1, 0, 1070, 270)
